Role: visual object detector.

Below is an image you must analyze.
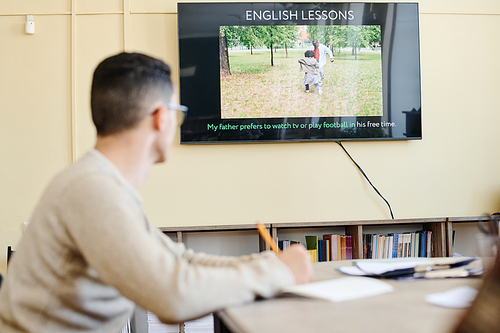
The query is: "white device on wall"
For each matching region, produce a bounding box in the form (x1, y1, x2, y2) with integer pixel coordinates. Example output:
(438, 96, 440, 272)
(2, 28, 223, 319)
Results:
(25, 15, 35, 35)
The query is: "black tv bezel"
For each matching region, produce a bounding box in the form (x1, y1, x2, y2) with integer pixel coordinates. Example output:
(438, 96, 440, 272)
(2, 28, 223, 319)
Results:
(178, 2, 422, 144)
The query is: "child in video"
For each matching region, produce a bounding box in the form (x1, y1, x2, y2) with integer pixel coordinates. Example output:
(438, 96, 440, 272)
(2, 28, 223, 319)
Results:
(298, 50, 322, 94)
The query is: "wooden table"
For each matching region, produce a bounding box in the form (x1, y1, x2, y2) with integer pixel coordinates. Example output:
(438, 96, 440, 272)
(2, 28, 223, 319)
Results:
(215, 259, 483, 333)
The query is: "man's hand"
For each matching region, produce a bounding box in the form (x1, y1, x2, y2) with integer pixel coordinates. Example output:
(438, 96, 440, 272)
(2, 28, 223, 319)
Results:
(277, 244, 314, 285)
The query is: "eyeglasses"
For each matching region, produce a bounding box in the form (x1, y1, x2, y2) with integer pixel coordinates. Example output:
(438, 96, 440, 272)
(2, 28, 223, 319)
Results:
(166, 103, 188, 126)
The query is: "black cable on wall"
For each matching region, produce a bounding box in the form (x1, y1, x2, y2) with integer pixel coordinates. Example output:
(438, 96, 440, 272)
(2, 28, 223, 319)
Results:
(336, 141, 395, 219)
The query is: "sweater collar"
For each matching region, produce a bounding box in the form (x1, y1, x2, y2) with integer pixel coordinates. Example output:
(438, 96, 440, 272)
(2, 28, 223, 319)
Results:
(89, 149, 143, 204)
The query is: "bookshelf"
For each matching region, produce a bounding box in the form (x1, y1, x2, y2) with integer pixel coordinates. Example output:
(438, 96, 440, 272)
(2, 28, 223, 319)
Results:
(160, 216, 490, 259)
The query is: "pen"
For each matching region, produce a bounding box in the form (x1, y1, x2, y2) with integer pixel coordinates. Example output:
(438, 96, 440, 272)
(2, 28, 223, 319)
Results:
(256, 222, 280, 253)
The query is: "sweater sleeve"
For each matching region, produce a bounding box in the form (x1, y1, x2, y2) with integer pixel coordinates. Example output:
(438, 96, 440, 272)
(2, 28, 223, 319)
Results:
(62, 175, 294, 324)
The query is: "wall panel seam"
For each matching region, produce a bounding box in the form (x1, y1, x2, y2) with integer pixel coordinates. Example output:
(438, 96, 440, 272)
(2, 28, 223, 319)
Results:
(1, 12, 498, 17)
(0, 12, 125, 16)
(420, 12, 500, 16)
(71, 0, 76, 163)
(124, 0, 130, 52)
(129, 12, 176, 15)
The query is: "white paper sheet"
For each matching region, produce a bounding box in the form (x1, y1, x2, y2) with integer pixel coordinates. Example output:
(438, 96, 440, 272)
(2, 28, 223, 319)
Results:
(425, 286, 478, 308)
(280, 277, 394, 303)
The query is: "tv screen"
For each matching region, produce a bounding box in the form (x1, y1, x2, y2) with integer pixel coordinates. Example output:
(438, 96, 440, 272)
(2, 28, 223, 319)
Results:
(178, 2, 422, 143)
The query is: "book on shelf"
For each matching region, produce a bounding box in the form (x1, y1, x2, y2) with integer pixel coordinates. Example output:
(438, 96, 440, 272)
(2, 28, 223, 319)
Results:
(318, 240, 324, 262)
(340, 236, 345, 260)
(426, 231, 433, 258)
(364, 234, 372, 259)
(305, 235, 318, 262)
(410, 233, 416, 257)
(418, 230, 426, 257)
(414, 232, 420, 258)
(305, 235, 318, 251)
(378, 235, 385, 259)
(307, 249, 317, 262)
(391, 233, 399, 259)
(346, 235, 352, 260)
(397, 234, 403, 258)
(318, 239, 330, 262)
(336, 235, 342, 260)
(387, 235, 393, 259)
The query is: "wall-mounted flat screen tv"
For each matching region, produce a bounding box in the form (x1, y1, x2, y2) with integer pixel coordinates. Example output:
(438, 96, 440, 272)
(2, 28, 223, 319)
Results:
(178, 2, 421, 143)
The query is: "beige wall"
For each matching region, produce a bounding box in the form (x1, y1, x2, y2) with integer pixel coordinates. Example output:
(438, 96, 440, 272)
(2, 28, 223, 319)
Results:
(1, 0, 499, 273)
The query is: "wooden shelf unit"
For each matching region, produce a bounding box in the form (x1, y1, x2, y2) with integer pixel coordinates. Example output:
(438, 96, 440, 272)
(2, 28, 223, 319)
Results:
(160, 216, 489, 259)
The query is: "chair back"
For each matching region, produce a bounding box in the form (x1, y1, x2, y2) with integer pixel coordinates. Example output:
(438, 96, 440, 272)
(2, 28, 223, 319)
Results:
(7, 246, 14, 264)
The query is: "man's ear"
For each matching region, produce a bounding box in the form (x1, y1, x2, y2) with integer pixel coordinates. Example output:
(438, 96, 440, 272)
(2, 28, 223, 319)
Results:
(151, 105, 167, 131)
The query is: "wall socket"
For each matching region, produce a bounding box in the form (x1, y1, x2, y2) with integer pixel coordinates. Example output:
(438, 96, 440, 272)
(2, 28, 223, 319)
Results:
(23, 222, 29, 233)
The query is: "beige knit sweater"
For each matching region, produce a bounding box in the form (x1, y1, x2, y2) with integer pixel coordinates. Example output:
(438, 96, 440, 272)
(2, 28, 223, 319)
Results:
(0, 150, 294, 333)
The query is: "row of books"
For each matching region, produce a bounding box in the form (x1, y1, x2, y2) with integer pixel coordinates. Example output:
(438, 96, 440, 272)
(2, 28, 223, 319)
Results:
(304, 235, 353, 262)
(363, 230, 433, 259)
(278, 239, 300, 251)
(279, 230, 433, 262)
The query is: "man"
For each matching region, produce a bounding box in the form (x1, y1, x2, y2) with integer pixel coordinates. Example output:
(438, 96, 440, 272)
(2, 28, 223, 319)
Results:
(312, 39, 334, 80)
(0, 53, 313, 332)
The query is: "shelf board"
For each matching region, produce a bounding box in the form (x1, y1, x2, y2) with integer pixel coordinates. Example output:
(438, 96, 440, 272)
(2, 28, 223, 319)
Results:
(159, 223, 267, 233)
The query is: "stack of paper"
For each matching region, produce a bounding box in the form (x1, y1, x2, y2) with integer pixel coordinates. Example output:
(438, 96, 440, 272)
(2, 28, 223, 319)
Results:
(146, 312, 214, 333)
(147, 311, 179, 333)
(184, 314, 214, 333)
(338, 257, 477, 279)
(119, 318, 131, 333)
